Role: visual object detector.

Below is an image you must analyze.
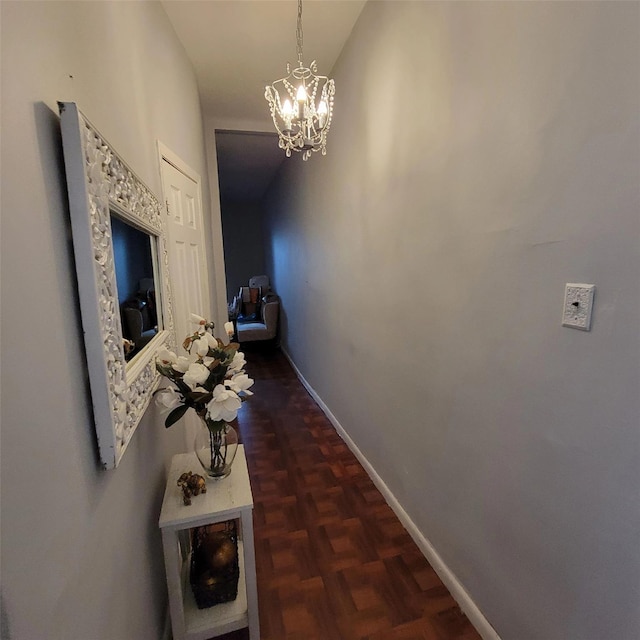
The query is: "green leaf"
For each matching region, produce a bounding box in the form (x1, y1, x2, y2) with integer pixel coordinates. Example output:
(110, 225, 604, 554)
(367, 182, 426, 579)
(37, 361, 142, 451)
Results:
(156, 364, 173, 378)
(164, 404, 188, 428)
(211, 363, 227, 377)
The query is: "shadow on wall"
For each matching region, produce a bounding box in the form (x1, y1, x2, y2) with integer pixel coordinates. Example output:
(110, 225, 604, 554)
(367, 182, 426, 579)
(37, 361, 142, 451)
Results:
(220, 200, 267, 304)
(33, 101, 102, 472)
(1, 590, 10, 640)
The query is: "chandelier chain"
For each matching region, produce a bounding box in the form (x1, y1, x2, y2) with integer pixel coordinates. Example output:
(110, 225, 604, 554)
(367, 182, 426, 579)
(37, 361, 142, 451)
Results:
(296, 0, 303, 66)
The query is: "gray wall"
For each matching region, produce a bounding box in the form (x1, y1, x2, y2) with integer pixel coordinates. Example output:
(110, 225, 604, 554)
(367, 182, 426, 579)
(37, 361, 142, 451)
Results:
(221, 201, 266, 303)
(1, 2, 215, 638)
(263, 2, 640, 639)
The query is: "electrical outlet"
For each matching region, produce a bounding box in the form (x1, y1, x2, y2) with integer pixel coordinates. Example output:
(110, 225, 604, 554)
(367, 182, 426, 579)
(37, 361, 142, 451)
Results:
(562, 283, 595, 331)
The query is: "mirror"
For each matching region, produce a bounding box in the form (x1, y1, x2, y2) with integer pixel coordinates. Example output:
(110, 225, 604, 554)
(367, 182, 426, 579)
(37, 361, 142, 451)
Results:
(59, 102, 175, 469)
(111, 214, 161, 361)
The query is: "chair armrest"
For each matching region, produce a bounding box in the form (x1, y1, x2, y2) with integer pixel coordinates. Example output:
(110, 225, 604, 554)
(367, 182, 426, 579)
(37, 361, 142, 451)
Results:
(261, 301, 279, 333)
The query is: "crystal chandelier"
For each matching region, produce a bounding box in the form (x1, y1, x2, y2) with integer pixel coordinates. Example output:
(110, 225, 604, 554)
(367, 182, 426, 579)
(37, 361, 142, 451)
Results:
(265, 0, 335, 160)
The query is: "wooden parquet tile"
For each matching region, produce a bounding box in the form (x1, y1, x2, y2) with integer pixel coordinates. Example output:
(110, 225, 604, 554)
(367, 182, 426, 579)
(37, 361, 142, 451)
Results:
(214, 347, 480, 640)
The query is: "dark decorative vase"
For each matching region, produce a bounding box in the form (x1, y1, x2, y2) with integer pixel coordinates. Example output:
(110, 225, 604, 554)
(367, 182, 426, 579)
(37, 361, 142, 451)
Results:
(194, 417, 239, 479)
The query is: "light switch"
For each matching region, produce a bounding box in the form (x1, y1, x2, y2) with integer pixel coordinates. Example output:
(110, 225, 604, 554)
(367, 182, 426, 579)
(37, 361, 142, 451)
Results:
(562, 283, 595, 331)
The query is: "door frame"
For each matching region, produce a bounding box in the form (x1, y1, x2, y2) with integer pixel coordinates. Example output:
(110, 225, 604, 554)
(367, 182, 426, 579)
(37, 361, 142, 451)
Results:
(157, 141, 201, 191)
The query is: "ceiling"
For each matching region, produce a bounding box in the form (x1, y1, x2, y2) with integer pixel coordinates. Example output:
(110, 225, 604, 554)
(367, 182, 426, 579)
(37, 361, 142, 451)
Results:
(162, 0, 366, 201)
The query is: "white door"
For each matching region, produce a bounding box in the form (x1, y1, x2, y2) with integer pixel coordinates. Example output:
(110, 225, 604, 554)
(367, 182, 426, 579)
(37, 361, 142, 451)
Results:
(160, 158, 210, 345)
(160, 154, 210, 448)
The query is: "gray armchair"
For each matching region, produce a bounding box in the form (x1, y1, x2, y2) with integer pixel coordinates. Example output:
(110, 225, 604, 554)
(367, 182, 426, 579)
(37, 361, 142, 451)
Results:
(120, 299, 157, 357)
(237, 295, 279, 344)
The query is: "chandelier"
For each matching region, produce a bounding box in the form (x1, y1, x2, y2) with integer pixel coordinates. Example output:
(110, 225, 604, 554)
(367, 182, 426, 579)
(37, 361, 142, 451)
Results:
(265, 0, 335, 160)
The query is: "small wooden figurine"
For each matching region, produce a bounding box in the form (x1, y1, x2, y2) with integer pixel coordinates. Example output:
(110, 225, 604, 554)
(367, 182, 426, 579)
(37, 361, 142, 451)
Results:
(177, 471, 207, 505)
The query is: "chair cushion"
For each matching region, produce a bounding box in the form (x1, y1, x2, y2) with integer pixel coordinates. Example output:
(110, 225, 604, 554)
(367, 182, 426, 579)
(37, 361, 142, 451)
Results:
(237, 322, 270, 343)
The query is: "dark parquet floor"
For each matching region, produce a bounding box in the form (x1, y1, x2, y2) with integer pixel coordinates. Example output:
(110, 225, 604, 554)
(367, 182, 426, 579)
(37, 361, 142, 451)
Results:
(215, 346, 480, 640)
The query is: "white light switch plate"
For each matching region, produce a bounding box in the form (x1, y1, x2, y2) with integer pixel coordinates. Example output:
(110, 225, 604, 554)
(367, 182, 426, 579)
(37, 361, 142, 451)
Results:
(562, 283, 595, 331)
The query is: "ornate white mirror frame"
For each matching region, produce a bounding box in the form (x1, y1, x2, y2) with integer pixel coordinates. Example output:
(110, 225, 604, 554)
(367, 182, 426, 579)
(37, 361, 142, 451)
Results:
(59, 102, 174, 469)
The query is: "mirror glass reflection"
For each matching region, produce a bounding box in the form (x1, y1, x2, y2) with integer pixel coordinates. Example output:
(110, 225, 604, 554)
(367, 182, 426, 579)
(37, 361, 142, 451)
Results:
(111, 214, 161, 361)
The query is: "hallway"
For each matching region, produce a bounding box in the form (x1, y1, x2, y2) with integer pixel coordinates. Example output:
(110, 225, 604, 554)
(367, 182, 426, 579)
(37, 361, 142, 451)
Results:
(219, 347, 480, 640)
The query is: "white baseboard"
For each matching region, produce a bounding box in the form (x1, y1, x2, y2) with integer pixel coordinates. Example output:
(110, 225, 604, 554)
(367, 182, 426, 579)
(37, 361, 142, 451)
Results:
(281, 347, 500, 640)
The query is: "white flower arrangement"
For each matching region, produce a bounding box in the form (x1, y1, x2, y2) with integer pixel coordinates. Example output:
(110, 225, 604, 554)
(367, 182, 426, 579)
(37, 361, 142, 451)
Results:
(154, 314, 253, 431)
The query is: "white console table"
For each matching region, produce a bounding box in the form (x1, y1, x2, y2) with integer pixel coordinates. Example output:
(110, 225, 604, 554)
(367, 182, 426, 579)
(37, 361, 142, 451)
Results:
(159, 447, 259, 640)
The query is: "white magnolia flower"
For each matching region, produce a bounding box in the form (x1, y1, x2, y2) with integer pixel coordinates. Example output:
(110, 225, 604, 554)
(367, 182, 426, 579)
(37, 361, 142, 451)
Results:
(227, 351, 246, 374)
(194, 332, 219, 357)
(226, 373, 254, 396)
(206, 384, 241, 422)
(224, 321, 235, 337)
(157, 348, 177, 366)
(155, 387, 182, 411)
(172, 355, 195, 373)
(192, 337, 208, 358)
(190, 313, 207, 333)
(183, 362, 210, 390)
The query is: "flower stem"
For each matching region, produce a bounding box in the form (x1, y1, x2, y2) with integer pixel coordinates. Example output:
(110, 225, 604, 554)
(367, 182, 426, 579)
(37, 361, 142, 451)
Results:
(209, 427, 227, 473)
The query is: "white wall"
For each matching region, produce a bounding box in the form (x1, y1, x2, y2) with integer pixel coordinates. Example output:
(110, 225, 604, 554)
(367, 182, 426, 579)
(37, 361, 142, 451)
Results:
(263, 2, 640, 638)
(0, 2, 219, 638)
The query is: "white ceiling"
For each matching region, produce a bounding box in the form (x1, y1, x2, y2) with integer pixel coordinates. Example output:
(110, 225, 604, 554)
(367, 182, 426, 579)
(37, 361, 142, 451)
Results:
(162, 0, 366, 201)
(162, 0, 365, 128)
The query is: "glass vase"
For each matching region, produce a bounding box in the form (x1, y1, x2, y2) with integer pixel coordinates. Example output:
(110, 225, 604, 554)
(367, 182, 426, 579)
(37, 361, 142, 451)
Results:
(194, 417, 239, 479)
